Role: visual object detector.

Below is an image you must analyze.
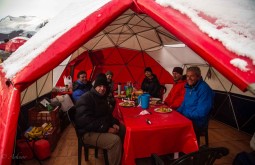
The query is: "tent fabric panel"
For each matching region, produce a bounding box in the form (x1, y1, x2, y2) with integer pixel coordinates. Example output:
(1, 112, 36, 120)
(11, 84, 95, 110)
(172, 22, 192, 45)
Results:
(53, 56, 72, 87)
(11, 0, 133, 91)
(136, 0, 255, 93)
(21, 84, 37, 105)
(0, 74, 21, 165)
(57, 51, 93, 86)
(61, 47, 174, 87)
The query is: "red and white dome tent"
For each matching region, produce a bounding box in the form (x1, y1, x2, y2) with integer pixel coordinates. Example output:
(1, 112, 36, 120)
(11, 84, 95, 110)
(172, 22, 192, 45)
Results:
(0, 0, 255, 164)
(5, 36, 29, 53)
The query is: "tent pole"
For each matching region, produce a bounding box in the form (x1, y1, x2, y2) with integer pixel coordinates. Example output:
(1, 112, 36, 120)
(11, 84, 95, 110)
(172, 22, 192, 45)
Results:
(228, 84, 240, 130)
(241, 114, 255, 129)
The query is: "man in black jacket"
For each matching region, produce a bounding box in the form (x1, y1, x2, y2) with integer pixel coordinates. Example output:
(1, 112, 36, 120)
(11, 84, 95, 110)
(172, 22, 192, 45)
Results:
(75, 73, 125, 165)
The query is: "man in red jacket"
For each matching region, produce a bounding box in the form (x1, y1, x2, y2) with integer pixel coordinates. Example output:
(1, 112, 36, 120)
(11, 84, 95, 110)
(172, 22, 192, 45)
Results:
(164, 67, 186, 109)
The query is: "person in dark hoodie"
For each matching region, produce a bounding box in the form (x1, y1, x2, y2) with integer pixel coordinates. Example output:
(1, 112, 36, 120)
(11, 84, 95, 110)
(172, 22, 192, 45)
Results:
(141, 67, 161, 98)
(75, 73, 125, 165)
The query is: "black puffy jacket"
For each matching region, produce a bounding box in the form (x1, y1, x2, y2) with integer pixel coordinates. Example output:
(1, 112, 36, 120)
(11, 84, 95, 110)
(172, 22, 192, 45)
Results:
(75, 88, 119, 135)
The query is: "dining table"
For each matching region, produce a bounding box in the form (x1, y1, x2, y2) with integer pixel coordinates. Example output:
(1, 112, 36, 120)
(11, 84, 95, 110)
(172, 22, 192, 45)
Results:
(113, 98, 199, 165)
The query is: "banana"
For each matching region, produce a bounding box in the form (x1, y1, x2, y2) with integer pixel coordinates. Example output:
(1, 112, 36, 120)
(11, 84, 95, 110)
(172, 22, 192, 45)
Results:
(43, 123, 52, 133)
(31, 127, 36, 133)
(34, 130, 43, 137)
(41, 123, 48, 129)
(27, 132, 35, 139)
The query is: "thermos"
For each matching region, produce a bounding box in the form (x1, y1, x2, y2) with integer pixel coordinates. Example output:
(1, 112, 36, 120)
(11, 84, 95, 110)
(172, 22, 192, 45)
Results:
(138, 93, 150, 109)
(118, 83, 121, 95)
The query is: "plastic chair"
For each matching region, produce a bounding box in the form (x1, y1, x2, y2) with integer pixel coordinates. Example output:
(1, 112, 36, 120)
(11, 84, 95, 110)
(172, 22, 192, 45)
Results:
(151, 146, 229, 165)
(151, 153, 165, 165)
(195, 122, 209, 147)
(195, 108, 213, 146)
(66, 106, 109, 165)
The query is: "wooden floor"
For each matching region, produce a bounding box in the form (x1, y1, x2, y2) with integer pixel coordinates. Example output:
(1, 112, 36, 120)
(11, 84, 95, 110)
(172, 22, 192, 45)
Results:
(18, 120, 253, 165)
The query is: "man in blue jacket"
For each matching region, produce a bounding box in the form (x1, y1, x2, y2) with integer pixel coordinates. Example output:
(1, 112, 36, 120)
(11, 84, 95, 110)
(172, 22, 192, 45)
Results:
(72, 70, 92, 102)
(177, 66, 214, 133)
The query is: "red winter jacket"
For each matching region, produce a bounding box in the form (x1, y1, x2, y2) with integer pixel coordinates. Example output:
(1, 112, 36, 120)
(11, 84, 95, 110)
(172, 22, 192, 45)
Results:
(164, 79, 186, 110)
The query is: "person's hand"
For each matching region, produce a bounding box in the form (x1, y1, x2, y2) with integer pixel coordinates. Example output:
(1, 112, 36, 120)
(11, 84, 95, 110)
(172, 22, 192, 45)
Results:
(112, 124, 119, 131)
(108, 127, 118, 134)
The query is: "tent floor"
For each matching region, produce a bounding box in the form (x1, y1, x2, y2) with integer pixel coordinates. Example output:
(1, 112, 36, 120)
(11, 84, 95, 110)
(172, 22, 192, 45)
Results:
(16, 120, 253, 165)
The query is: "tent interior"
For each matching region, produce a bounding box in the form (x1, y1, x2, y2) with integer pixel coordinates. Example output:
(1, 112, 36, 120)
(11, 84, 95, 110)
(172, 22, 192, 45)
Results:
(0, 1, 255, 164)
(20, 9, 255, 136)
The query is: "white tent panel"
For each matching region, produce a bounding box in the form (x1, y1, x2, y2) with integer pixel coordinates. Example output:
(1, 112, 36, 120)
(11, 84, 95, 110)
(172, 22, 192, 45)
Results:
(21, 72, 53, 105)
(21, 84, 37, 105)
(53, 56, 71, 86)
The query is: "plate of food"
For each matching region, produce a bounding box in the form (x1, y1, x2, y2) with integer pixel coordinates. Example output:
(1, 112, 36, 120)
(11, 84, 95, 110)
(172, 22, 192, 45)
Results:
(119, 101, 135, 107)
(154, 107, 172, 113)
(114, 94, 126, 98)
(150, 100, 163, 105)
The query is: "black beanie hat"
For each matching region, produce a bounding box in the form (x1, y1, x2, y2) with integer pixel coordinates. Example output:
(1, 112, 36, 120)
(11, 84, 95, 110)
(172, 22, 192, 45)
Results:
(94, 73, 108, 88)
(173, 67, 183, 75)
(144, 67, 152, 73)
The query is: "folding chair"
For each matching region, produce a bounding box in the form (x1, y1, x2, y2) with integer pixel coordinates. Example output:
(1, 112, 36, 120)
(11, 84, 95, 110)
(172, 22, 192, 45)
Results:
(66, 106, 109, 165)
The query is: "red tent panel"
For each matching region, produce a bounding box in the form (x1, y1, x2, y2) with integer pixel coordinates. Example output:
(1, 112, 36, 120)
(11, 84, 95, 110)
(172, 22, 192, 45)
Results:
(57, 47, 174, 89)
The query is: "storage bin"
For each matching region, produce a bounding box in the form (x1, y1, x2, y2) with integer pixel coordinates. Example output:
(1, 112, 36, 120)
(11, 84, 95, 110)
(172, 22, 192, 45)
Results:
(28, 106, 60, 127)
(44, 126, 61, 151)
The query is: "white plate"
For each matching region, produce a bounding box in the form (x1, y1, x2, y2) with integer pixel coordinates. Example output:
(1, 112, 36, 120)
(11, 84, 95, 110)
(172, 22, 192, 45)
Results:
(150, 98, 161, 101)
(154, 107, 172, 113)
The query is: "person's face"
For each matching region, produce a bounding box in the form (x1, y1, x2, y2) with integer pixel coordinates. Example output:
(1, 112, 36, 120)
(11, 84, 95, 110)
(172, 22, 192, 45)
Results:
(79, 73, 87, 83)
(172, 72, 182, 81)
(186, 70, 200, 86)
(145, 71, 152, 78)
(95, 85, 107, 95)
(106, 74, 112, 82)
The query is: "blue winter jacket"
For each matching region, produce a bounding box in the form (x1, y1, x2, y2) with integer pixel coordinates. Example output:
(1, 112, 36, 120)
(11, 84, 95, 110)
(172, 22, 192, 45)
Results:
(177, 78, 214, 129)
(72, 80, 92, 102)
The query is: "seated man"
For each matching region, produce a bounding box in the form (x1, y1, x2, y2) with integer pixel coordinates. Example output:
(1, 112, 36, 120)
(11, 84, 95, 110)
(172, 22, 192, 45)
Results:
(177, 66, 214, 133)
(164, 67, 186, 109)
(72, 70, 92, 102)
(75, 73, 125, 165)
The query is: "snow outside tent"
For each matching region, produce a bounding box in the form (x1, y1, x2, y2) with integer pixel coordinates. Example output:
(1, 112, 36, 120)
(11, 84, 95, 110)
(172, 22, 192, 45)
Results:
(0, 0, 255, 164)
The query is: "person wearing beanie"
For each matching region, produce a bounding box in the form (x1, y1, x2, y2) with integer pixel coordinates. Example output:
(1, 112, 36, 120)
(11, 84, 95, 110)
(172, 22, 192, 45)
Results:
(72, 70, 92, 102)
(105, 70, 116, 112)
(141, 67, 161, 98)
(75, 73, 125, 165)
(164, 67, 186, 109)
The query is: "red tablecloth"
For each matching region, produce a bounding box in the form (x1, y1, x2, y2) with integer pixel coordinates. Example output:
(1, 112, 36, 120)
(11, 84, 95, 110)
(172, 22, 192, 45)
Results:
(114, 99, 198, 165)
